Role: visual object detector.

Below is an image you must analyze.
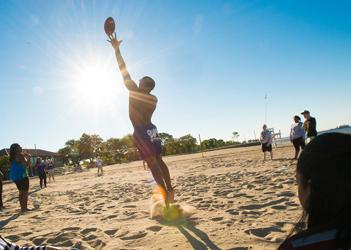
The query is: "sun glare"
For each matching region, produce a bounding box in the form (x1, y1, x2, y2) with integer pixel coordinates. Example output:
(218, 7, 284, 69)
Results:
(68, 60, 120, 108)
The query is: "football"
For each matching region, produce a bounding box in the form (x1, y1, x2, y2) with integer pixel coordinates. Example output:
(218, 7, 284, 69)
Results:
(104, 17, 115, 36)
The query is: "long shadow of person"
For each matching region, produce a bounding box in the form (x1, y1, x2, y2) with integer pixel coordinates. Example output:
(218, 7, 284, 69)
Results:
(6, 186, 41, 203)
(156, 205, 221, 250)
(0, 213, 20, 229)
(177, 221, 222, 250)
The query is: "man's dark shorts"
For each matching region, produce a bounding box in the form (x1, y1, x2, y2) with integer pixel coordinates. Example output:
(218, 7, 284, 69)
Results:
(292, 137, 305, 150)
(14, 177, 29, 192)
(133, 123, 162, 160)
(262, 143, 272, 152)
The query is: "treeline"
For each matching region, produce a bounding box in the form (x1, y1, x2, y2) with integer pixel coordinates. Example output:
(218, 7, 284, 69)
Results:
(57, 132, 241, 166)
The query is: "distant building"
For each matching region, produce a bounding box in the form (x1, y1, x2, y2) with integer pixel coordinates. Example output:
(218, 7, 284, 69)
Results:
(0, 148, 58, 159)
(0, 148, 58, 176)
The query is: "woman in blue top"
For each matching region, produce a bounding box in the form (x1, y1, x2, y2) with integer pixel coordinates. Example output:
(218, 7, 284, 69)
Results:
(9, 143, 31, 212)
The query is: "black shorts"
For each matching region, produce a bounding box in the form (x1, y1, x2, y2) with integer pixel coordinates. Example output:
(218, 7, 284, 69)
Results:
(133, 123, 162, 160)
(262, 143, 272, 152)
(14, 177, 29, 191)
(292, 137, 305, 150)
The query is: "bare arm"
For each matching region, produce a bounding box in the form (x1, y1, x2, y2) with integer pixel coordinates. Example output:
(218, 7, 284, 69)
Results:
(107, 32, 138, 91)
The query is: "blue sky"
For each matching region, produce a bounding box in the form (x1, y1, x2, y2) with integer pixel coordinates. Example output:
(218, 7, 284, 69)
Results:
(1, 0, 350, 151)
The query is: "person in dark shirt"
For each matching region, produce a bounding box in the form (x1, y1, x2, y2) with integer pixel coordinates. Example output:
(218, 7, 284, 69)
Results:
(107, 32, 174, 204)
(279, 133, 351, 249)
(301, 110, 317, 143)
(35, 158, 47, 189)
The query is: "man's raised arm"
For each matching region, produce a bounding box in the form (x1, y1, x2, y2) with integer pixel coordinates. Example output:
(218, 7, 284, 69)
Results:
(108, 32, 138, 91)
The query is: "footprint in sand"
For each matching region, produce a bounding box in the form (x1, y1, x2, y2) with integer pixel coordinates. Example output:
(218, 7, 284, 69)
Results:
(211, 216, 224, 222)
(80, 228, 97, 235)
(32, 237, 46, 246)
(120, 231, 148, 240)
(87, 239, 106, 249)
(83, 234, 98, 241)
(146, 225, 162, 232)
(104, 229, 118, 236)
(226, 209, 239, 215)
(62, 226, 81, 231)
(245, 226, 283, 239)
(239, 198, 288, 210)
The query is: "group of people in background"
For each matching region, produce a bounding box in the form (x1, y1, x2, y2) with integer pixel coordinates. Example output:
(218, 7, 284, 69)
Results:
(260, 110, 318, 161)
(35, 158, 55, 189)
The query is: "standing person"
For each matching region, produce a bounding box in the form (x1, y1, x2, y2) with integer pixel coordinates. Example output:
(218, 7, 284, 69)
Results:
(36, 158, 47, 189)
(301, 110, 317, 143)
(107, 32, 174, 204)
(290, 115, 306, 160)
(47, 159, 55, 182)
(0, 170, 4, 210)
(278, 133, 351, 249)
(260, 124, 273, 161)
(8, 143, 32, 212)
(96, 158, 103, 176)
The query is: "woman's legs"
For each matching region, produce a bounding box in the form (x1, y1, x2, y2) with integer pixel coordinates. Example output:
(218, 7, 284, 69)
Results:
(44, 173, 47, 187)
(19, 190, 28, 212)
(39, 176, 43, 188)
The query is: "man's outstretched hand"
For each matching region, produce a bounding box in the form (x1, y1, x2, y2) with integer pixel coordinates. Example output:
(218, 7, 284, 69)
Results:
(107, 32, 122, 51)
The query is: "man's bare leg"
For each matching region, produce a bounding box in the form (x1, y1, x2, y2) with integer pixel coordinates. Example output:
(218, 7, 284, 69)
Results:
(156, 156, 174, 203)
(156, 156, 172, 191)
(145, 157, 168, 199)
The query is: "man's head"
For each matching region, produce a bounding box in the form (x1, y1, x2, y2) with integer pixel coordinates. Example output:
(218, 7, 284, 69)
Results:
(139, 76, 155, 93)
(262, 124, 267, 130)
(301, 110, 311, 119)
(294, 115, 301, 123)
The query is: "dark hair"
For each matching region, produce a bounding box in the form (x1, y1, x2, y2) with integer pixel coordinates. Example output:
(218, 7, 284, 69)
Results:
(293, 133, 351, 248)
(294, 115, 301, 121)
(139, 76, 155, 91)
(9, 143, 21, 162)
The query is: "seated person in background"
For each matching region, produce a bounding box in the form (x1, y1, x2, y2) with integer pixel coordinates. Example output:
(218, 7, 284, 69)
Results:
(279, 133, 351, 249)
(290, 115, 306, 160)
(0, 235, 67, 250)
(260, 124, 273, 161)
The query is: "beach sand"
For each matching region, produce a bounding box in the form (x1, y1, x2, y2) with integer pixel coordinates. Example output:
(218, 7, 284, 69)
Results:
(1, 145, 301, 249)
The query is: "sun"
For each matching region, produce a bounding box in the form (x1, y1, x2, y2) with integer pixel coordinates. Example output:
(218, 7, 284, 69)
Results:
(69, 60, 120, 108)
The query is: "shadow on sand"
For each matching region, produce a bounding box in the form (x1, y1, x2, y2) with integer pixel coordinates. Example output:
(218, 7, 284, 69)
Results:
(159, 218, 222, 250)
(0, 213, 20, 229)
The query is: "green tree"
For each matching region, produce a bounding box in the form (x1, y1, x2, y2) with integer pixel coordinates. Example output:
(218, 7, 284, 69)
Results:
(0, 156, 10, 180)
(78, 133, 103, 161)
(232, 131, 240, 142)
(179, 134, 198, 153)
(101, 138, 126, 164)
(58, 139, 80, 166)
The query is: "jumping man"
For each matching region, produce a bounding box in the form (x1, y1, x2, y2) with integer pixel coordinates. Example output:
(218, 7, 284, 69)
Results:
(107, 32, 174, 203)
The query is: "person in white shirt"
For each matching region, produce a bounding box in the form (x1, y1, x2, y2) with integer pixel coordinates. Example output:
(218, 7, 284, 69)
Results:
(96, 158, 103, 176)
(260, 124, 273, 161)
(290, 115, 306, 160)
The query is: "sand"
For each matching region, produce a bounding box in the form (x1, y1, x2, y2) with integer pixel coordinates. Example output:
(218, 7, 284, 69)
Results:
(0, 145, 301, 249)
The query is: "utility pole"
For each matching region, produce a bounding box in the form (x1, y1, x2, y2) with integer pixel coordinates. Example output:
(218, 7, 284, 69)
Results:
(198, 134, 204, 158)
(265, 94, 268, 125)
